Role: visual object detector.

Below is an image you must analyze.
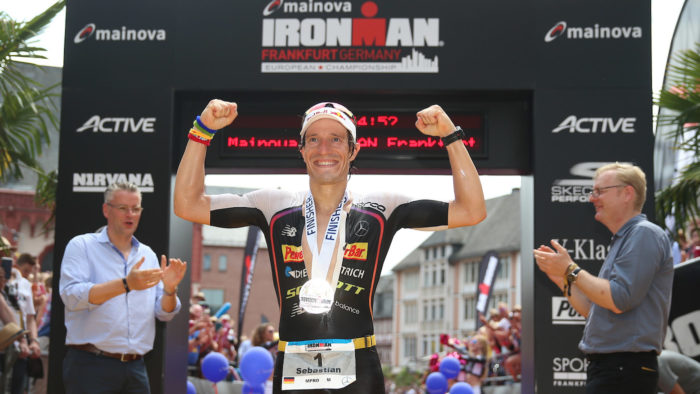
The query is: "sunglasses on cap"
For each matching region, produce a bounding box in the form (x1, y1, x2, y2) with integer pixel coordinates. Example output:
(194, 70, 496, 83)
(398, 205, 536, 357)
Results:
(304, 102, 357, 125)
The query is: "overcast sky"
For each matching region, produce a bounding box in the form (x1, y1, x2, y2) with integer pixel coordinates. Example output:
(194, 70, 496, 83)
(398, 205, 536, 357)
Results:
(1, 0, 686, 272)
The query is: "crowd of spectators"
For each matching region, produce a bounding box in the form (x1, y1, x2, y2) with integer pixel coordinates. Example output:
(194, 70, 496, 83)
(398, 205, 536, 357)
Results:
(186, 292, 278, 387)
(426, 302, 522, 394)
(0, 246, 52, 394)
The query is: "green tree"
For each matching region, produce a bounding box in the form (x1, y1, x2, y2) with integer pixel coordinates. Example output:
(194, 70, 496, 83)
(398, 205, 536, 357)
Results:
(0, 1, 65, 246)
(655, 43, 700, 234)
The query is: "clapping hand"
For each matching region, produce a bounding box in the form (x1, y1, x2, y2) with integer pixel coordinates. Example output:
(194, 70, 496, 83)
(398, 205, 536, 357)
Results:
(126, 257, 162, 291)
(161, 255, 187, 294)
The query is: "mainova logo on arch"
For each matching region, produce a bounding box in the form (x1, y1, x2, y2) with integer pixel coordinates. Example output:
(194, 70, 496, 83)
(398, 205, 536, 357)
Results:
(544, 21, 642, 42)
(74, 23, 166, 44)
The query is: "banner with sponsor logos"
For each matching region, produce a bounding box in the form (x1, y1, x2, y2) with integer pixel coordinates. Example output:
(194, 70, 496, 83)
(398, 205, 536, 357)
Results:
(50, 87, 173, 393)
(54, 0, 651, 393)
(237, 227, 262, 344)
(665, 258, 700, 362)
(532, 87, 654, 392)
(475, 251, 499, 331)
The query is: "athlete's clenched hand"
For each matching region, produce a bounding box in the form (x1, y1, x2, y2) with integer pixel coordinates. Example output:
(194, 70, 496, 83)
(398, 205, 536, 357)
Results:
(200, 99, 238, 131)
(415, 104, 456, 138)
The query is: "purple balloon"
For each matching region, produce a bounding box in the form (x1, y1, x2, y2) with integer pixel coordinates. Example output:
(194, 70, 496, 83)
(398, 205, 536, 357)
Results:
(439, 356, 461, 379)
(201, 352, 229, 383)
(186, 380, 196, 394)
(240, 347, 274, 385)
(449, 382, 474, 394)
(242, 381, 265, 394)
(426, 371, 448, 394)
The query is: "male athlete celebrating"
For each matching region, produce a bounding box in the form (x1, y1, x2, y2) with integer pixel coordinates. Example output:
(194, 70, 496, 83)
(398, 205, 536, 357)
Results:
(174, 100, 486, 393)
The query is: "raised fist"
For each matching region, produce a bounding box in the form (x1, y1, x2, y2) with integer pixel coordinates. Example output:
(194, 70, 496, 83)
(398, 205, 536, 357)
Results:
(415, 104, 456, 138)
(199, 99, 238, 131)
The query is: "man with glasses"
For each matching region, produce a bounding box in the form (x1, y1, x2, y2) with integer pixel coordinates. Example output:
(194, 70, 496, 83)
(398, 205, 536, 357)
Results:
(534, 163, 673, 393)
(174, 99, 486, 393)
(59, 182, 187, 393)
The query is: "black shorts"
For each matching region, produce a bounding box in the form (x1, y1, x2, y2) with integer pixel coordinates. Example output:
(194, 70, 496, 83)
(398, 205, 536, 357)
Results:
(273, 347, 385, 394)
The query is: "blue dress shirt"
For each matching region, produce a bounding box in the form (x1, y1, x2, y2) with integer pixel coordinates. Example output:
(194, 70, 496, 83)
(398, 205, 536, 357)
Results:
(59, 228, 181, 355)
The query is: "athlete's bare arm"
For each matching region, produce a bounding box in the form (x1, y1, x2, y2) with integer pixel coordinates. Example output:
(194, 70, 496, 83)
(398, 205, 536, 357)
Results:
(174, 99, 238, 225)
(415, 105, 486, 228)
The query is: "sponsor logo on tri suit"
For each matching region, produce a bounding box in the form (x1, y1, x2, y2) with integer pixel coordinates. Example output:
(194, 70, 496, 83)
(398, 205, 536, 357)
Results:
(335, 300, 360, 315)
(343, 243, 368, 261)
(352, 220, 370, 237)
(354, 201, 386, 212)
(340, 266, 365, 279)
(282, 244, 304, 263)
(281, 224, 298, 237)
(285, 266, 308, 279)
(285, 280, 365, 299)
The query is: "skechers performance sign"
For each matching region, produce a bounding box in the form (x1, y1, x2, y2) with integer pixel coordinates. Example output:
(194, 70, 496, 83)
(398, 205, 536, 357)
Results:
(260, 0, 442, 73)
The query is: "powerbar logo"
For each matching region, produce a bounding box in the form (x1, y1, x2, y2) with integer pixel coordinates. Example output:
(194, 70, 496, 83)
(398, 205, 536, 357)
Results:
(552, 356, 588, 387)
(73, 173, 154, 192)
(282, 244, 304, 263)
(77, 116, 156, 133)
(552, 116, 636, 134)
(544, 21, 642, 42)
(74, 23, 166, 44)
(261, 0, 441, 73)
(552, 296, 585, 325)
(343, 242, 368, 261)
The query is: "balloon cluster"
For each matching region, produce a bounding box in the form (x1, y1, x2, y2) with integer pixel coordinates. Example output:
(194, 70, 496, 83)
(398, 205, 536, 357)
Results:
(201, 347, 274, 391)
(240, 347, 274, 392)
(424, 357, 474, 394)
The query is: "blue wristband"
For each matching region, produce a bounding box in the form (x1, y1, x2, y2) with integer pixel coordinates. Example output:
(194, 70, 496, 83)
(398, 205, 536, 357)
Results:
(196, 116, 217, 134)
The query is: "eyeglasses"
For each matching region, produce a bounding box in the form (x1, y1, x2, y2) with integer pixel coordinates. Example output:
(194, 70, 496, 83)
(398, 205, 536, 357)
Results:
(304, 102, 357, 125)
(587, 184, 627, 198)
(107, 203, 143, 214)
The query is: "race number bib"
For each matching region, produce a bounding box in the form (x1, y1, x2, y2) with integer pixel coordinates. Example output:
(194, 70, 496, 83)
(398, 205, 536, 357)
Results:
(281, 339, 356, 390)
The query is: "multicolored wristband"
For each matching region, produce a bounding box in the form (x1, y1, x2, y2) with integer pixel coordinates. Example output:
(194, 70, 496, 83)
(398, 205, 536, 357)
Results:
(188, 116, 217, 146)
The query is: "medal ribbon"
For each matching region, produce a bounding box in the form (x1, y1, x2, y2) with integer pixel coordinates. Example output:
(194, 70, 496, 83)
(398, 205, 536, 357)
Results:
(304, 191, 348, 281)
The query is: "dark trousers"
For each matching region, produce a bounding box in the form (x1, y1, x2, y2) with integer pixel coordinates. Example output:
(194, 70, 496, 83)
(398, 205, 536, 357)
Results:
(585, 351, 658, 394)
(0, 353, 28, 394)
(63, 348, 150, 394)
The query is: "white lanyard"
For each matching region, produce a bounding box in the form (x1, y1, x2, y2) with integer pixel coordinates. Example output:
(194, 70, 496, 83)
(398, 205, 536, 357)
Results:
(304, 191, 348, 281)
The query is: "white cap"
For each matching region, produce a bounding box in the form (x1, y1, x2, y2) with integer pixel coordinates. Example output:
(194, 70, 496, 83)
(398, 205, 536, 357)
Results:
(300, 103, 357, 142)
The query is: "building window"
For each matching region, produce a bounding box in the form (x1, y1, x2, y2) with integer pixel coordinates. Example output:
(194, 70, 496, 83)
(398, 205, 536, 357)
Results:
(203, 254, 211, 271)
(440, 268, 445, 285)
(438, 302, 444, 320)
(404, 303, 417, 323)
(465, 261, 478, 283)
(498, 255, 510, 279)
(200, 288, 224, 311)
(218, 255, 227, 272)
(464, 296, 476, 321)
(404, 272, 418, 290)
(404, 337, 417, 360)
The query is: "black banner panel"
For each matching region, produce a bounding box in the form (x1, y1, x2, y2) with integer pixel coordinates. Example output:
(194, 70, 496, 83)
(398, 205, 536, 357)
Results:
(53, 0, 655, 393)
(666, 260, 700, 363)
(533, 88, 654, 392)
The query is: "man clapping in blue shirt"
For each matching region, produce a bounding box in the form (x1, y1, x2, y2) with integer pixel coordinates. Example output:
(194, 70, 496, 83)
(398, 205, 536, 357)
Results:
(59, 182, 187, 394)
